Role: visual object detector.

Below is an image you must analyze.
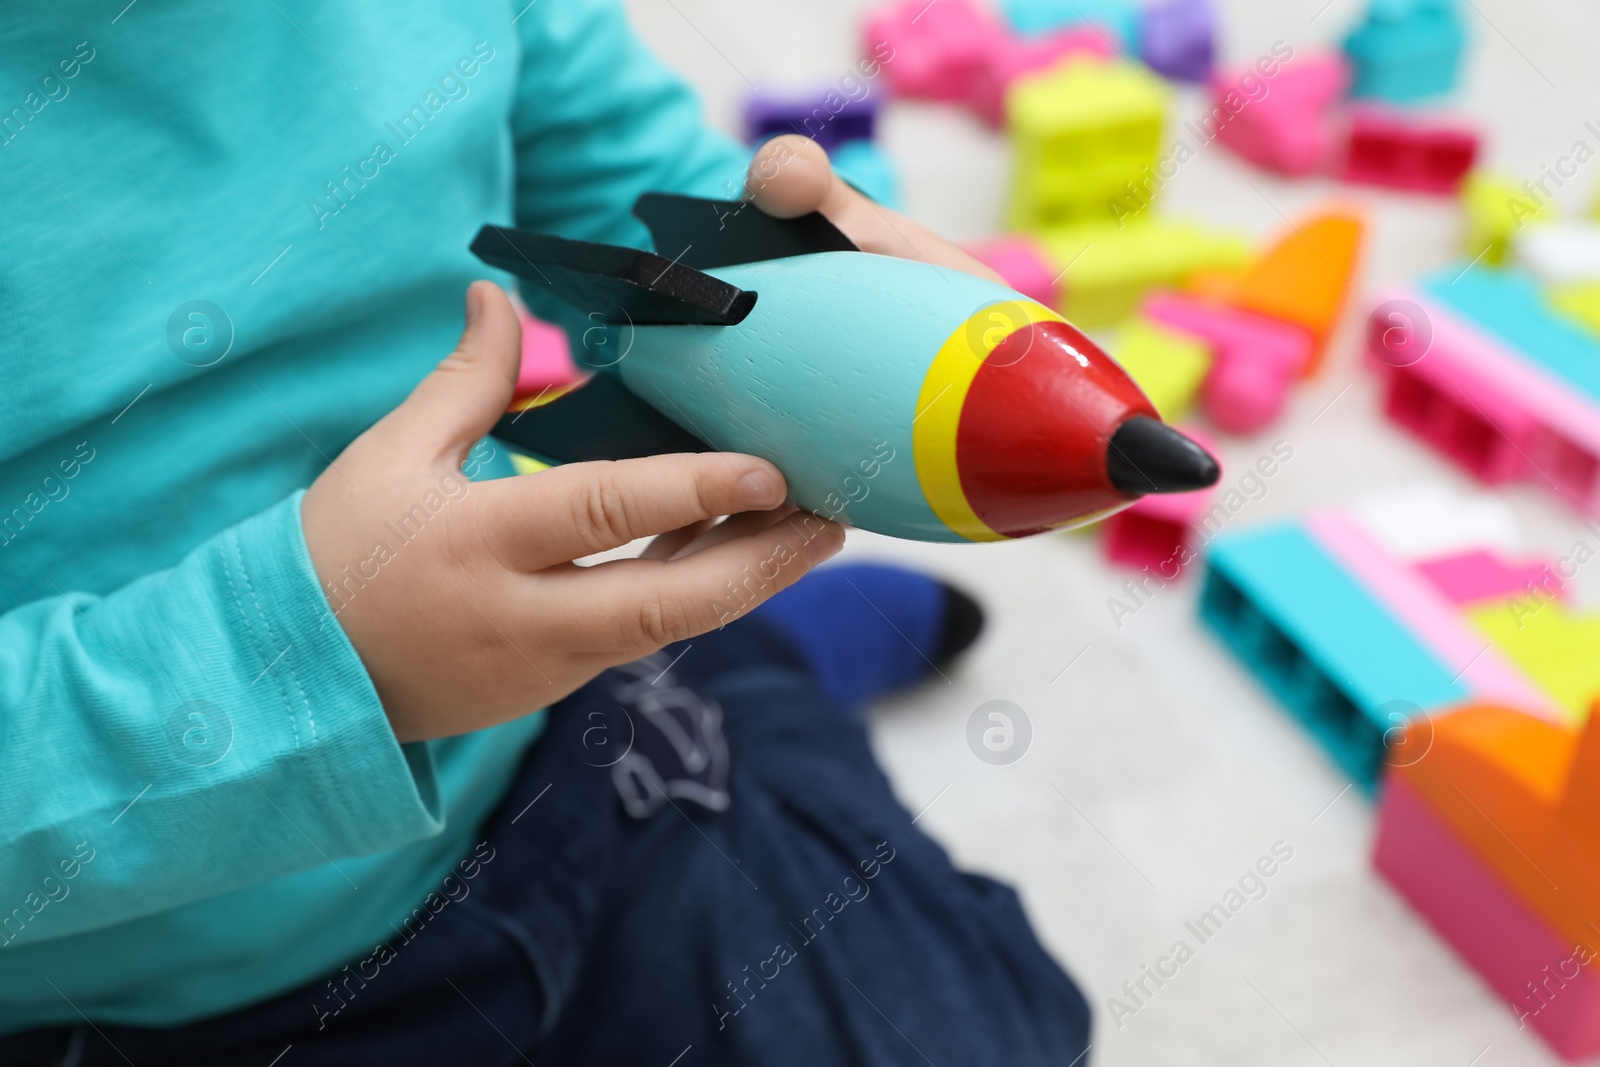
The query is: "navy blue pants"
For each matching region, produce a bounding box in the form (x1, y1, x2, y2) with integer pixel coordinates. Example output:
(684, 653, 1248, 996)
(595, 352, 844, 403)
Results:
(6, 620, 1090, 1066)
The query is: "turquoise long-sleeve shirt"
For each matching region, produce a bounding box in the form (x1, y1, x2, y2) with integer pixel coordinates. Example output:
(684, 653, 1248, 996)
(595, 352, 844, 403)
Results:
(0, 0, 747, 1031)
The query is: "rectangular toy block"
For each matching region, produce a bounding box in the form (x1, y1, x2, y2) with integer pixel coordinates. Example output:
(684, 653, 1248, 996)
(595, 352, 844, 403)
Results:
(864, 0, 998, 104)
(1007, 59, 1168, 230)
(1375, 774, 1600, 1063)
(1102, 425, 1218, 574)
(1110, 316, 1213, 420)
(1140, 0, 1214, 82)
(1516, 221, 1600, 287)
(1143, 292, 1310, 433)
(1209, 52, 1348, 177)
(1415, 549, 1561, 607)
(831, 139, 902, 210)
(965, 236, 1062, 309)
(744, 88, 878, 152)
(1463, 172, 1548, 266)
(1470, 601, 1600, 722)
(999, 0, 1140, 50)
(1366, 287, 1600, 514)
(1341, 108, 1479, 195)
(512, 303, 580, 402)
(970, 26, 1111, 127)
(1039, 220, 1250, 328)
(1343, 0, 1465, 104)
(1201, 521, 1470, 789)
(1551, 282, 1600, 339)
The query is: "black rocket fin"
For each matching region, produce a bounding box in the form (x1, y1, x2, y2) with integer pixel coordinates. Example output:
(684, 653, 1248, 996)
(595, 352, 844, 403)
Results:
(632, 192, 858, 270)
(492, 373, 713, 466)
(470, 225, 756, 327)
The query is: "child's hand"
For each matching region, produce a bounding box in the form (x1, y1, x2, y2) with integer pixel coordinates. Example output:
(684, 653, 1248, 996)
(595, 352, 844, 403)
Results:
(302, 282, 844, 743)
(745, 134, 1006, 284)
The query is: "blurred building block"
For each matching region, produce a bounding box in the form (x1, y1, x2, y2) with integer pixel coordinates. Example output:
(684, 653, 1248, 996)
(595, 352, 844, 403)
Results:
(831, 139, 903, 210)
(999, 0, 1140, 50)
(512, 304, 581, 404)
(1366, 272, 1600, 514)
(1192, 208, 1366, 376)
(864, 0, 997, 103)
(1463, 172, 1547, 266)
(1143, 291, 1310, 433)
(1140, 0, 1214, 82)
(965, 235, 1062, 308)
(1102, 426, 1218, 572)
(1470, 602, 1600, 722)
(1516, 221, 1600, 288)
(1343, 0, 1465, 104)
(1007, 59, 1168, 230)
(1110, 316, 1213, 420)
(1551, 282, 1600, 338)
(1039, 220, 1250, 327)
(1415, 548, 1562, 607)
(970, 26, 1111, 126)
(1210, 52, 1348, 177)
(744, 88, 877, 152)
(1341, 107, 1479, 194)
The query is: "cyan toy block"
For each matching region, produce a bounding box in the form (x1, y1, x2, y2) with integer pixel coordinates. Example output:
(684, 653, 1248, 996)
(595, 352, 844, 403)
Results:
(1140, 0, 1214, 82)
(1210, 52, 1348, 177)
(999, 0, 1140, 52)
(965, 236, 1061, 309)
(1341, 107, 1479, 195)
(1368, 285, 1600, 515)
(1201, 520, 1470, 789)
(1343, 0, 1465, 104)
(1142, 292, 1310, 433)
(1110, 316, 1213, 420)
(1007, 59, 1168, 230)
(744, 88, 878, 152)
(1038, 219, 1249, 327)
(864, 0, 997, 104)
(831, 139, 903, 210)
(1463, 171, 1548, 266)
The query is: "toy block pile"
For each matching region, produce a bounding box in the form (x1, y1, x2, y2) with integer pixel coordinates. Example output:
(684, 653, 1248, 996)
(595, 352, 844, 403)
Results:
(1198, 484, 1600, 792)
(1375, 701, 1600, 1061)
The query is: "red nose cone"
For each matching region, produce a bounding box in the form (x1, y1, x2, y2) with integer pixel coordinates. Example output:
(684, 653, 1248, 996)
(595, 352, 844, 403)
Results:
(957, 320, 1158, 537)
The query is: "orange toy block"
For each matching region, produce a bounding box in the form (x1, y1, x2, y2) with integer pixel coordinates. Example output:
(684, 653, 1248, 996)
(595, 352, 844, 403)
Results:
(1393, 701, 1600, 956)
(1191, 208, 1366, 376)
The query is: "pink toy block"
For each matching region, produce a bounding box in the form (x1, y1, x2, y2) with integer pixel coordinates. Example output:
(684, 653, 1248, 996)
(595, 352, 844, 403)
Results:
(864, 0, 999, 104)
(970, 27, 1111, 127)
(1341, 107, 1478, 195)
(1367, 290, 1600, 514)
(1209, 52, 1348, 177)
(965, 236, 1061, 308)
(1102, 426, 1220, 574)
(1376, 776, 1600, 1062)
(1142, 292, 1311, 433)
(512, 304, 581, 403)
(1307, 512, 1560, 716)
(1415, 549, 1565, 608)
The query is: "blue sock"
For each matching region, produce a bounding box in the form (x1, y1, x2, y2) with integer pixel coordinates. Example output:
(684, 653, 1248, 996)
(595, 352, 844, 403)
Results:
(752, 562, 983, 709)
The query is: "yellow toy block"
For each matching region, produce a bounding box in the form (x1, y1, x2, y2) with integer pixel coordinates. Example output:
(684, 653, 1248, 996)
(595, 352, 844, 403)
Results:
(1007, 59, 1168, 231)
(1038, 218, 1250, 328)
(1551, 282, 1600, 338)
(1470, 599, 1600, 723)
(1463, 172, 1547, 267)
(1110, 317, 1213, 420)
(510, 453, 551, 475)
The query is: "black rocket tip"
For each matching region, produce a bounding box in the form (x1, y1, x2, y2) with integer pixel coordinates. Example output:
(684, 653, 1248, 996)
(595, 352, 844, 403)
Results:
(1105, 416, 1221, 495)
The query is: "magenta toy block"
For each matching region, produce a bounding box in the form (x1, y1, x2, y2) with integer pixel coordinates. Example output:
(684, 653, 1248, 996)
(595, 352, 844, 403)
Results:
(1415, 549, 1563, 607)
(1141, 0, 1215, 82)
(1376, 777, 1600, 1062)
(513, 305, 581, 401)
(1210, 53, 1348, 177)
(1102, 426, 1220, 573)
(1341, 108, 1478, 195)
(744, 89, 878, 152)
(970, 26, 1111, 126)
(1143, 292, 1311, 433)
(1367, 289, 1600, 514)
(965, 237, 1061, 308)
(864, 0, 999, 104)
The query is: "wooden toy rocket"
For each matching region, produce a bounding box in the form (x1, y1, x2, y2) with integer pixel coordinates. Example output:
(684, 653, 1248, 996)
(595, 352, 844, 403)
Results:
(471, 194, 1219, 544)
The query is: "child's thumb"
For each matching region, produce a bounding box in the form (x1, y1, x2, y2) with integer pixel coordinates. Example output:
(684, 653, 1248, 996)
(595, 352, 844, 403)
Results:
(393, 281, 521, 460)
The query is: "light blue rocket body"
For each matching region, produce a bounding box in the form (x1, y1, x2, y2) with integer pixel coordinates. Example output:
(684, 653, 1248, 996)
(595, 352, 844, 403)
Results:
(583, 251, 1026, 542)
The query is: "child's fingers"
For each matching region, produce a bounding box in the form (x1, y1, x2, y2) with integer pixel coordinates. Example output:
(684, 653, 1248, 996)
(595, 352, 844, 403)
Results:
(485, 452, 788, 571)
(384, 281, 521, 463)
(639, 517, 717, 561)
(549, 516, 846, 654)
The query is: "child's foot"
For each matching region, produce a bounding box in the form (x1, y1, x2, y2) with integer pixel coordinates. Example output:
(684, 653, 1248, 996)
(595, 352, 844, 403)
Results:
(753, 562, 984, 708)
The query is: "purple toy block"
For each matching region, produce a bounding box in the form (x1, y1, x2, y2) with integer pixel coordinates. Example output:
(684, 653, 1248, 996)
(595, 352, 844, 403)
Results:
(1140, 0, 1215, 82)
(744, 89, 879, 153)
